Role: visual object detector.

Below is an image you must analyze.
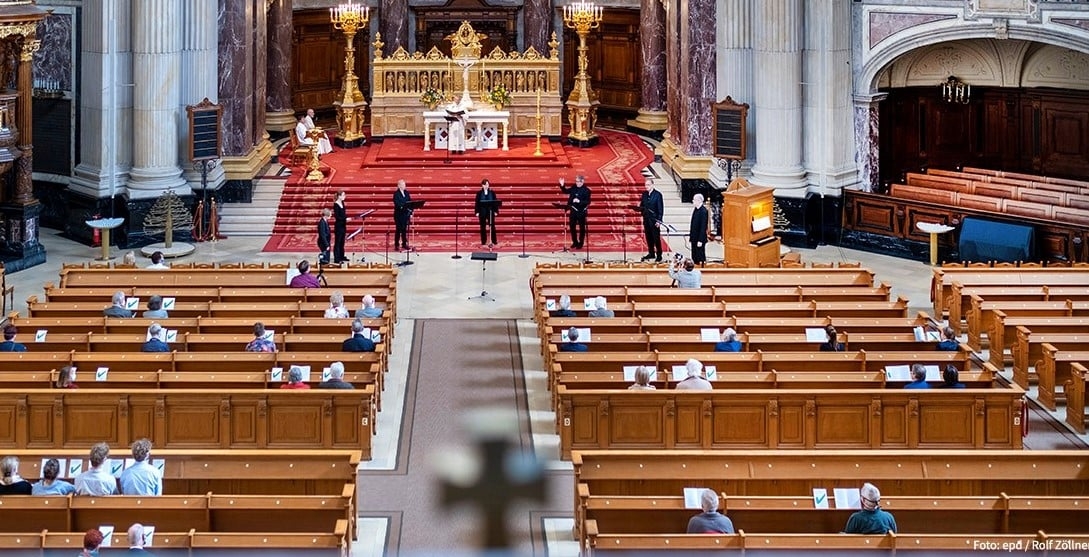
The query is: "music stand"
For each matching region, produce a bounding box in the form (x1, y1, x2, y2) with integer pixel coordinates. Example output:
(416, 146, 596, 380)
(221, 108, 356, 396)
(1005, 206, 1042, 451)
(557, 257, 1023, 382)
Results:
(551, 202, 569, 253)
(468, 251, 498, 302)
(397, 200, 426, 267)
(348, 208, 376, 262)
(478, 199, 502, 249)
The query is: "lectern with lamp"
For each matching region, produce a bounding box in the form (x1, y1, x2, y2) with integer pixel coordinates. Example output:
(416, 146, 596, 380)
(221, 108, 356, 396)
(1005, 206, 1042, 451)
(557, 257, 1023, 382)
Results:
(722, 178, 781, 267)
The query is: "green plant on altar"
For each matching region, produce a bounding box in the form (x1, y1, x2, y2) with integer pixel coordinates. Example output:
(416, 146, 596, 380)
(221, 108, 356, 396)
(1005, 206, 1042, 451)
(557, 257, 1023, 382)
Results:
(486, 83, 512, 107)
(419, 87, 443, 107)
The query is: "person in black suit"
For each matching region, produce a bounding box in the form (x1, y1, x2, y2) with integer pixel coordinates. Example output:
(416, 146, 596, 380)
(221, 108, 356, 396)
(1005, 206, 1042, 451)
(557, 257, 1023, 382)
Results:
(639, 178, 664, 262)
(317, 207, 332, 264)
(317, 361, 355, 389)
(820, 324, 845, 352)
(342, 319, 377, 352)
(393, 179, 412, 251)
(141, 323, 170, 353)
(559, 174, 591, 249)
(332, 190, 348, 264)
(475, 178, 500, 247)
(689, 193, 709, 266)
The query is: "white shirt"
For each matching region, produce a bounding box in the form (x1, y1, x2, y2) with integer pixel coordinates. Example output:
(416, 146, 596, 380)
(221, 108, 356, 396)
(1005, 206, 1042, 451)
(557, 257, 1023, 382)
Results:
(146, 262, 169, 270)
(75, 466, 118, 496)
(296, 122, 312, 144)
(304, 115, 316, 129)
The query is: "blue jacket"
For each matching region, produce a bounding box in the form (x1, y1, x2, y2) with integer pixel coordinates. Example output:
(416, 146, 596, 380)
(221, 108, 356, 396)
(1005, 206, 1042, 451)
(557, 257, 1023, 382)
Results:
(0, 340, 27, 352)
(936, 340, 960, 351)
(559, 342, 588, 352)
(714, 340, 742, 352)
(342, 334, 376, 352)
(141, 339, 170, 353)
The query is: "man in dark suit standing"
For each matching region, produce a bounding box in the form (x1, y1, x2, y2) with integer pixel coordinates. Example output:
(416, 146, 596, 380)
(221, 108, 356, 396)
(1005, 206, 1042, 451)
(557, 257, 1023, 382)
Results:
(559, 174, 591, 249)
(689, 193, 709, 266)
(393, 179, 412, 251)
(474, 178, 499, 247)
(342, 319, 377, 352)
(317, 208, 332, 264)
(639, 178, 664, 262)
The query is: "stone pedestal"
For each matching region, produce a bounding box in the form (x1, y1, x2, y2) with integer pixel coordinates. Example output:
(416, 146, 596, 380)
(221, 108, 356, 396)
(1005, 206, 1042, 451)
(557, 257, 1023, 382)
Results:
(628, 0, 666, 135)
(854, 93, 887, 193)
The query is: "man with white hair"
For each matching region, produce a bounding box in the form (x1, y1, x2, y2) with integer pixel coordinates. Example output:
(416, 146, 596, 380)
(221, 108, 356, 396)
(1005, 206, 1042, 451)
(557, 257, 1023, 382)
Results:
(104, 291, 134, 318)
(714, 328, 742, 352)
(317, 361, 354, 389)
(558, 327, 588, 352)
(356, 295, 384, 319)
(689, 193, 709, 266)
(550, 294, 577, 317)
(127, 522, 154, 553)
(675, 358, 712, 390)
(686, 488, 734, 533)
(141, 323, 170, 353)
(587, 296, 614, 318)
(843, 482, 897, 534)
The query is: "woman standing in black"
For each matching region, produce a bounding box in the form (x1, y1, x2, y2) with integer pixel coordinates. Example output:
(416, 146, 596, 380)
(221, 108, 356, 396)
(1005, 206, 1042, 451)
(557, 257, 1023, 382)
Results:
(332, 190, 348, 264)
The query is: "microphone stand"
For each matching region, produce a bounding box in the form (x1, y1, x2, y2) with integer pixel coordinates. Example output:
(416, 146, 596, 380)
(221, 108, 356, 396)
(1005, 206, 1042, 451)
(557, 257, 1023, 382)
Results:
(316, 258, 329, 287)
(518, 207, 529, 259)
(583, 221, 593, 264)
(452, 210, 462, 259)
(620, 226, 627, 263)
(384, 227, 391, 265)
(551, 203, 569, 254)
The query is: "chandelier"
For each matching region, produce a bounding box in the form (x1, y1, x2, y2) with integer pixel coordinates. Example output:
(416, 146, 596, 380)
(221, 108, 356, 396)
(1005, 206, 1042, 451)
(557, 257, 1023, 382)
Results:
(940, 76, 970, 104)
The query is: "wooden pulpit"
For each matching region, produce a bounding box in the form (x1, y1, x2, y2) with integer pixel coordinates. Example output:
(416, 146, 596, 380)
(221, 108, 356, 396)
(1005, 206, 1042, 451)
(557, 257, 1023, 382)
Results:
(722, 179, 781, 267)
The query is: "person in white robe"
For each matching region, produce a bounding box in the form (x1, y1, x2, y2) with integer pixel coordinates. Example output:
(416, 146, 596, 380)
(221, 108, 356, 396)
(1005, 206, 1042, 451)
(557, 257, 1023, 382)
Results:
(296, 113, 332, 156)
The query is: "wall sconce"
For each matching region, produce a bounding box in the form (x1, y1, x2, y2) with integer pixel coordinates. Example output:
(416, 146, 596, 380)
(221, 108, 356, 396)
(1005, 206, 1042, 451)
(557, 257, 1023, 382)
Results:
(941, 76, 970, 104)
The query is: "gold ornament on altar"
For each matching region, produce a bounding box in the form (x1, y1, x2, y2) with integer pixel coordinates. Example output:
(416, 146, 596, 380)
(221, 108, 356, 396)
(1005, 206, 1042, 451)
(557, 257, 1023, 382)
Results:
(446, 21, 487, 61)
(330, 0, 370, 145)
(305, 128, 325, 182)
(563, 0, 603, 147)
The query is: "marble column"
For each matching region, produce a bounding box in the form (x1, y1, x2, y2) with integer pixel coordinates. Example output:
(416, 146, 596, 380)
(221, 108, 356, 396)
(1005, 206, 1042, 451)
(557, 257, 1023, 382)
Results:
(714, 0, 752, 172)
(751, 0, 807, 195)
(677, 0, 715, 155)
(70, 0, 133, 199)
(663, 0, 680, 143)
(380, 0, 408, 53)
(853, 93, 886, 193)
(128, 0, 186, 199)
(252, 0, 268, 148)
(15, 39, 40, 205)
(628, 0, 667, 132)
(266, 0, 294, 132)
(219, 0, 255, 157)
(802, 0, 855, 195)
(181, 0, 225, 190)
(523, 0, 549, 54)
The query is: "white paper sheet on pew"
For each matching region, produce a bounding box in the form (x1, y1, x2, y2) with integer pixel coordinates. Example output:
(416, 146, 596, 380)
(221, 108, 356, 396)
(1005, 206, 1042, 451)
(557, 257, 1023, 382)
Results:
(683, 487, 705, 509)
(125, 297, 140, 311)
(42, 458, 65, 479)
(153, 459, 165, 474)
(834, 488, 861, 509)
(583, 298, 595, 310)
(913, 326, 940, 342)
(297, 365, 312, 382)
(285, 268, 301, 285)
(162, 297, 176, 310)
(805, 328, 829, 343)
(145, 329, 177, 342)
(884, 364, 941, 381)
(271, 367, 284, 382)
(142, 526, 156, 547)
(67, 459, 83, 478)
(322, 367, 332, 382)
(623, 365, 657, 382)
(109, 458, 124, 478)
(545, 299, 557, 311)
(263, 329, 275, 341)
(96, 367, 109, 381)
(700, 328, 720, 342)
(35, 329, 47, 342)
(98, 526, 115, 547)
(812, 488, 830, 509)
(671, 365, 717, 381)
(573, 328, 591, 342)
(362, 327, 381, 343)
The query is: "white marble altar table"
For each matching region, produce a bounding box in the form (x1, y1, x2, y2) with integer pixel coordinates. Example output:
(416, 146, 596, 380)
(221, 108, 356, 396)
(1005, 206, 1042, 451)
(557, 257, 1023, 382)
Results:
(423, 109, 510, 152)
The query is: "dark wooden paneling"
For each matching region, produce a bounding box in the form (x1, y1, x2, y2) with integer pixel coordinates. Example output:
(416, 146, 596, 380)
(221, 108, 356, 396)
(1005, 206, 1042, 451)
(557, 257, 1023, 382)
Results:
(561, 9, 640, 113)
(413, 0, 516, 55)
(291, 9, 369, 113)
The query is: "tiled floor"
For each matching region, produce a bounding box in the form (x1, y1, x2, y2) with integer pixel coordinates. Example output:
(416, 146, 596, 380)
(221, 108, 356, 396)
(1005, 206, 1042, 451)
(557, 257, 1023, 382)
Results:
(11, 169, 1085, 556)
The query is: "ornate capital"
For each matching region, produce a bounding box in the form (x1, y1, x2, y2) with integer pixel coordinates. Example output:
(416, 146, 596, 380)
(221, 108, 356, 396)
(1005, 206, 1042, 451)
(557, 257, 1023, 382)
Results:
(19, 39, 40, 63)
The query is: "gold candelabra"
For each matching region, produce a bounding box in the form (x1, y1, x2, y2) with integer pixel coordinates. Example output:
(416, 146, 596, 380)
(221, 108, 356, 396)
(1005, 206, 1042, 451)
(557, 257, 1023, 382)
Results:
(563, 0, 602, 147)
(534, 88, 543, 157)
(330, 0, 370, 145)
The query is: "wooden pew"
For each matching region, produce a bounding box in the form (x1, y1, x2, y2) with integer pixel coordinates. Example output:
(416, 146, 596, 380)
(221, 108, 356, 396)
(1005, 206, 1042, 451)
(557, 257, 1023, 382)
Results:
(1011, 327, 1089, 388)
(636, 314, 935, 335)
(1035, 345, 1089, 411)
(556, 386, 1023, 457)
(930, 267, 1089, 318)
(965, 297, 1089, 356)
(551, 350, 971, 376)
(985, 314, 1089, 373)
(1066, 363, 1089, 434)
(0, 389, 375, 458)
(643, 331, 944, 354)
(27, 300, 213, 319)
(59, 267, 396, 289)
(537, 284, 893, 304)
(533, 267, 877, 291)
(947, 283, 1089, 335)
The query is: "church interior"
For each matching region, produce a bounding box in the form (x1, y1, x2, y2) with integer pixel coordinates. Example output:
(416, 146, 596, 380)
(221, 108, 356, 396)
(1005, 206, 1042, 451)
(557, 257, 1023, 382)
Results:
(0, 0, 1088, 555)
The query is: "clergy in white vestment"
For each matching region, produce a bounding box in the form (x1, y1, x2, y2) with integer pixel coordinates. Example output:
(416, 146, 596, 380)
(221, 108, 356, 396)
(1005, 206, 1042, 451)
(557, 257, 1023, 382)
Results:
(296, 114, 332, 156)
(445, 105, 467, 154)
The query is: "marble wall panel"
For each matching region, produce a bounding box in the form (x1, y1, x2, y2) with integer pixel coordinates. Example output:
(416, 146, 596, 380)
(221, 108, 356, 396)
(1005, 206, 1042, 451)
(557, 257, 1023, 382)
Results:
(640, 0, 665, 112)
(267, 0, 293, 113)
(678, 0, 715, 154)
(219, 0, 255, 155)
(34, 12, 72, 90)
(523, 0, 550, 53)
(381, 0, 408, 53)
(252, 0, 268, 144)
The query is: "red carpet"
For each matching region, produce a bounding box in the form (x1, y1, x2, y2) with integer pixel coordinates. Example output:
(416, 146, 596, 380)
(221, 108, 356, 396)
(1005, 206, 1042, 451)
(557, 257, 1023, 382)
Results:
(263, 129, 665, 254)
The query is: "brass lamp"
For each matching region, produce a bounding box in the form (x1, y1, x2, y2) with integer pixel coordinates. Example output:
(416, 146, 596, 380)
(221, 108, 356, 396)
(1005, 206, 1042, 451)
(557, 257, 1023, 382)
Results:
(563, 0, 602, 147)
(330, 0, 370, 146)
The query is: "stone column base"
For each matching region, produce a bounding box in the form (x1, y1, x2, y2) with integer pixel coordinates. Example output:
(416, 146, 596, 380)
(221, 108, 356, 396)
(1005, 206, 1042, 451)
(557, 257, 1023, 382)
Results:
(266, 110, 297, 135)
(627, 109, 668, 134)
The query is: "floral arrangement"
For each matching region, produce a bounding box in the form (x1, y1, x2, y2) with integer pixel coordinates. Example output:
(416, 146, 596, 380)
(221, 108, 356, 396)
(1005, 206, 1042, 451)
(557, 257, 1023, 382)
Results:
(419, 87, 443, 106)
(486, 83, 512, 106)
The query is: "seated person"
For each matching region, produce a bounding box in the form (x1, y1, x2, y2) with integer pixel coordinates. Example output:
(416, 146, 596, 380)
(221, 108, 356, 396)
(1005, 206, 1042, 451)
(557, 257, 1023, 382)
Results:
(668, 257, 702, 288)
(317, 361, 354, 389)
(75, 442, 119, 496)
(675, 358, 712, 390)
(289, 260, 321, 289)
(356, 295, 384, 319)
(146, 251, 169, 270)
(843, 482, 897, 534)
(819, 324, 844, 352)
(280, 366, 311, 389)
(104, 291, 134, 318)
(301, 108, 333, 154)
(55, 365, 78, 389)
(550, 294, 577, 318)
(296, 112, 332, 155)
(714, 328, 742, 352)
(119, 438, 162, 496)
(904, 363, 930, 389)
(32, 458, 75, 495)
(587, 296, 614, 318)
(121, 251, 137, 267)
(628, 365, 656, 391)
(142, 295, 169, 319)
(558, 327, 588, 352)
(0, 325, 27, 352)
(82, 530, 104, 556)
(935, 327, 959, 351)
(141, 323, 170, 353)
(127, 523, 153, 554)
(324, 291, 350, 318)
(0, 455, 33, 495)
(245, 322, 277, 352)
(687, 488, 734, 533)
(343, 319, 377, 352)
(941, 365, 966, 388)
